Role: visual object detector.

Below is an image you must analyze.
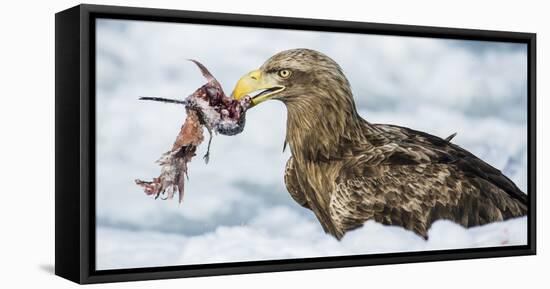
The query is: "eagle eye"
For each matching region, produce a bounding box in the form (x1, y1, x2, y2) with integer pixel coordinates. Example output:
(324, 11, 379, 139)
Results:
(278, 69, 292, 79)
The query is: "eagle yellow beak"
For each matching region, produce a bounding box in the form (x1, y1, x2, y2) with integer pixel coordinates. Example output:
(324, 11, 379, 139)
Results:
(231, 69, 285, 107)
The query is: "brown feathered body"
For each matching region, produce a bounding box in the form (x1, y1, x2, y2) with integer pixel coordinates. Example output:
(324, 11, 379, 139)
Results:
(261, 49, 527, 239)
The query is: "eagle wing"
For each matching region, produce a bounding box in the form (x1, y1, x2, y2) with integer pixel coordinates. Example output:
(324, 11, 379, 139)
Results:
(328, 124, 527, 239)
(330, 163, 526, 239)
(381, 124, 527, 204)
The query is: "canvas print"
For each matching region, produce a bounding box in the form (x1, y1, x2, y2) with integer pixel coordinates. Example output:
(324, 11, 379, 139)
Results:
(95, 18, 528, 270)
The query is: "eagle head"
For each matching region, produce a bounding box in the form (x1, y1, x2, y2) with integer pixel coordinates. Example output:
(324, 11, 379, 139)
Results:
(231, 48, 364, 160)
(231, 48, 354, 108)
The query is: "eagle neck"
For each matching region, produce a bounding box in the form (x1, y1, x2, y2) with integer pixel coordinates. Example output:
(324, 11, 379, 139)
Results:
(284, 91, 374, 163)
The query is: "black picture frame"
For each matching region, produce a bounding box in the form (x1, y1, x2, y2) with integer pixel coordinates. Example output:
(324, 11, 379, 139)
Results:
(55, 4, 537, 284)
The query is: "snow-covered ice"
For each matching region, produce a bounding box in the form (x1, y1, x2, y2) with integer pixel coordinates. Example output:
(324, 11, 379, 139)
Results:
(97, 206, 527, 269)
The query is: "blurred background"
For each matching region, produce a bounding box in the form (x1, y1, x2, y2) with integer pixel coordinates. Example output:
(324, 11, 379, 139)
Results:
(95, 18, 528, 270)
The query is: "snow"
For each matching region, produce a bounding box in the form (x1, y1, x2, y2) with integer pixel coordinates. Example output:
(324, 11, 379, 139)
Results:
(94, 19, 528, 270)
(97, 206, 527, 269)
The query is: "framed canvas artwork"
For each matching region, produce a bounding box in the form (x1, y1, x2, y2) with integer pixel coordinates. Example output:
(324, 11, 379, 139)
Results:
(55, 4, 536, 284)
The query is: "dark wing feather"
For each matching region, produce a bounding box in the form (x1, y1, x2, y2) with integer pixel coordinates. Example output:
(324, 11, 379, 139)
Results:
(444, 132, 457, 142)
